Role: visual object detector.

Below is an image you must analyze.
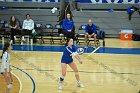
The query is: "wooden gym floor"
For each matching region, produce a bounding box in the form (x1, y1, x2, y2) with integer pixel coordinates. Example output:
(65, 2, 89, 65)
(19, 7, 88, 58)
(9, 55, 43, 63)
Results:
(0, 38, 140, 93)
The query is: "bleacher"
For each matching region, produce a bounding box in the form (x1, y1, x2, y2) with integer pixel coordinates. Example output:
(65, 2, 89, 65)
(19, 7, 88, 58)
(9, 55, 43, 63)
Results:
(72, 10, 140, 37)
(0, 1, 140, 45)
(0, 2, 62, 44)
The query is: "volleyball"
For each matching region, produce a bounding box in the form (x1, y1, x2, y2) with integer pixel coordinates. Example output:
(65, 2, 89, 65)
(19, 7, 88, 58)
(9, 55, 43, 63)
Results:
(77, 48, 84, 55)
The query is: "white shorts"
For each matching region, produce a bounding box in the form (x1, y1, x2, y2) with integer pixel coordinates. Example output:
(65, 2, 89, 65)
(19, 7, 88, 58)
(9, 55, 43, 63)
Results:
(0, 63, 10, 73)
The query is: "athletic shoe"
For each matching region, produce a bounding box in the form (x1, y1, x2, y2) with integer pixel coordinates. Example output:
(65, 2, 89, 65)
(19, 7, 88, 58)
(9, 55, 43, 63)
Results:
(7, 83, 13, 89)
(77, 81, 84, 88)
(58, 83, 63, 90)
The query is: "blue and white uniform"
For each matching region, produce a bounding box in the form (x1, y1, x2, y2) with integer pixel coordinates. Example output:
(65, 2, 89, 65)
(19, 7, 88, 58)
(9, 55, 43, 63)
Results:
(0, 52, 10, 73)
(61, 45, 78, 64)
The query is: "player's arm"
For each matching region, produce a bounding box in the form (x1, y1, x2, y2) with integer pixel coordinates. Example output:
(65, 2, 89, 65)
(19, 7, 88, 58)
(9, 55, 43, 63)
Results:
(74, 55, 83, 64)
(66, 47, 83, 64)
(73, 46, 83, 64)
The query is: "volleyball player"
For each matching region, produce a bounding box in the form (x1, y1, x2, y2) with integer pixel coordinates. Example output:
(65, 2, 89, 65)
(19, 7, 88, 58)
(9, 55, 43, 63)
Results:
(0, 42, 13, 93)
(58, 38, 84, 90)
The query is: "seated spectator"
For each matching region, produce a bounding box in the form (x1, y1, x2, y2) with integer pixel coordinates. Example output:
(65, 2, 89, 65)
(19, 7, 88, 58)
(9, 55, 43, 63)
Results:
(62, 13, 75, 45)
(85, 19, 97, 48)
(127, 6, 140, 20)
(21, 14, 34, 44)
(9, 16, 20, 44)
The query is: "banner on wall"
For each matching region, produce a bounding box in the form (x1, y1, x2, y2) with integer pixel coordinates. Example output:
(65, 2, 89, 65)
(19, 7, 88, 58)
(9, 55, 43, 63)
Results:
(3, 0, 140, 3)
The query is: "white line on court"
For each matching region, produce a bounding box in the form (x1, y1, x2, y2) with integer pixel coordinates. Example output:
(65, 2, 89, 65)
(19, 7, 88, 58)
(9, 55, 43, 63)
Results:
(88, 46, 100, 56)
(11, 72, 22, 93)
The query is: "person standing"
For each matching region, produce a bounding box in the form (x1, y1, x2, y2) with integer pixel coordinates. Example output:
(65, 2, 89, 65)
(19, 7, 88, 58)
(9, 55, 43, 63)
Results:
(58, 38, 84, 90)
(0, 42, 13, 93)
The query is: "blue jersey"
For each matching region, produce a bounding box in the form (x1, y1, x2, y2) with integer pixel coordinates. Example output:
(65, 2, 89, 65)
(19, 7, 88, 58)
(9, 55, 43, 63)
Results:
(61, 45, 78, 64)
(127, 7, 132, 14)
(85, 24, 97, 35)
(62, 19, 74, 31)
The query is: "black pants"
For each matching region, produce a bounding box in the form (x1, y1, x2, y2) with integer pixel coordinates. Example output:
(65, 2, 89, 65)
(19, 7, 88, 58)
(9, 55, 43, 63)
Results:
(21, 29, 37, 43)
(21, 29, 32, 36)
(10, 28, 20, 44)
(62, 30, 75, 43)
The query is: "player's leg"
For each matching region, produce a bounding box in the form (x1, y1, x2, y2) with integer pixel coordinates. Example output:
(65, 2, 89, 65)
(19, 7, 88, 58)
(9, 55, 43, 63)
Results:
(68, 62, 84, 88)
(58, 63, 67, 90)
(2, 73, 10, 85)
(8, 72, 13, 83)
(60, 63, 67, 82)
(7, 72, 13, 90)
(2, 72, 13, 91)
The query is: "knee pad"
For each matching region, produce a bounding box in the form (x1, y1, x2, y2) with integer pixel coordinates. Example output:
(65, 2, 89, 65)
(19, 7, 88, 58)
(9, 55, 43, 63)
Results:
(60, 76, 64, 81)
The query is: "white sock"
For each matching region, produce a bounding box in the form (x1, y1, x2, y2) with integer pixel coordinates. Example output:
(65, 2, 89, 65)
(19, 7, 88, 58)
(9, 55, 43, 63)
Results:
(22, 36, 25, 40)
(10, 40, 13, 44)
(14, 36, 17, 40)
(77, 81, 81, 83)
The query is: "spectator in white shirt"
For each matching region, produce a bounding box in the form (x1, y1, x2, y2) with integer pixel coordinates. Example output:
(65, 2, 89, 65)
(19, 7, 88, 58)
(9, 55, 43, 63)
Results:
(21, 14, 34, 43)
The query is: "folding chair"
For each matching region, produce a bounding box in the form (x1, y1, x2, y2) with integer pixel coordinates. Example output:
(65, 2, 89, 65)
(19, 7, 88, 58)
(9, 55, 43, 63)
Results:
(76, 25, 86, 45)
(0, 20, 6, 45)
(76, 25, 100, 46)
(34, 23, 43, 44)
(40, 24, 53, 44)
(51, 24, 65, 44)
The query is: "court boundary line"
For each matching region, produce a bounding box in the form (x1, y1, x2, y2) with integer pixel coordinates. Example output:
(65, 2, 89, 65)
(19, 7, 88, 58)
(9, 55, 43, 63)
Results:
(84, 47, 138, 86)
(88, 46, 100, 56)
(11, 65, 36, 93)
(37, 70, 140, 75)
(11, 72, 22, 93)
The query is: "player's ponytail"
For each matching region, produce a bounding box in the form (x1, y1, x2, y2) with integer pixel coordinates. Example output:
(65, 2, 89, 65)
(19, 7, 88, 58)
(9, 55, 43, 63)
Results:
(1, 42, 10, 58)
